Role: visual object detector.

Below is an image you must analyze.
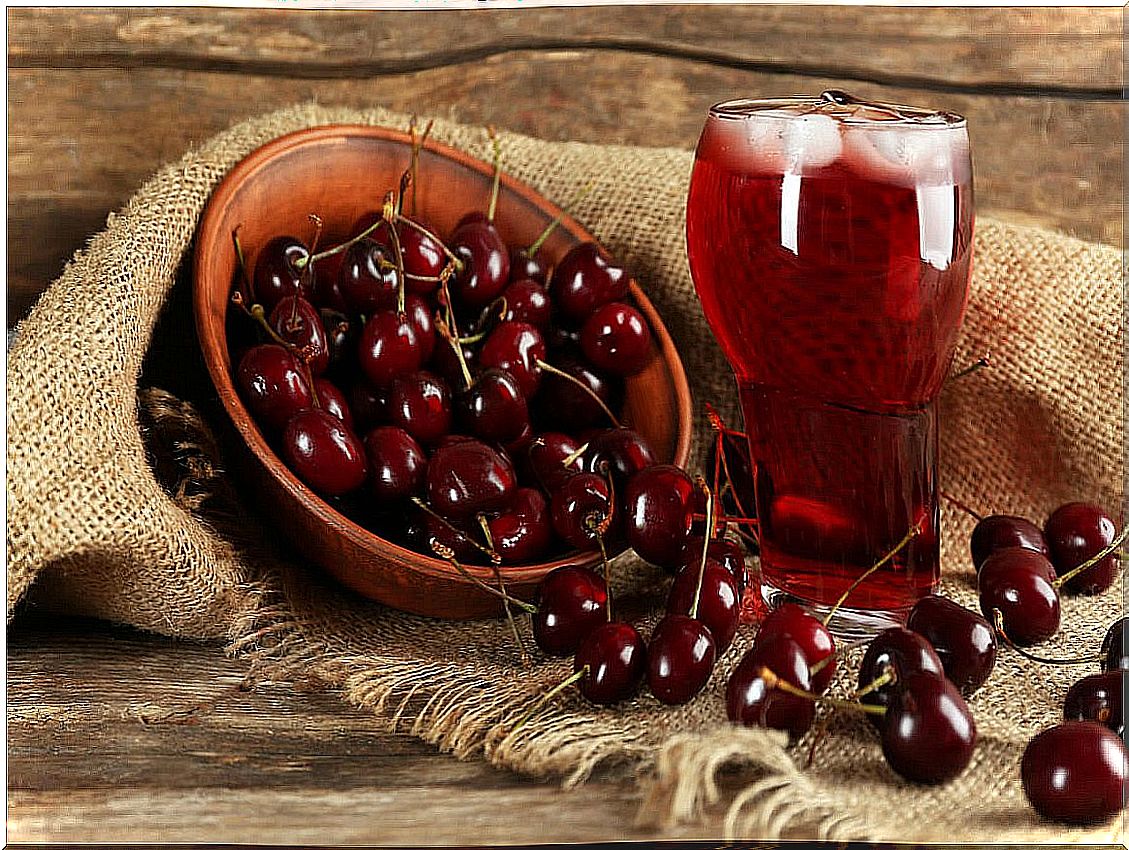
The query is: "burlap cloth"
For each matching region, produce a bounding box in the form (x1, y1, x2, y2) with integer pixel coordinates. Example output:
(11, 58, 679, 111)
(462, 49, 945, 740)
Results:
(7, 103, 1125, 843)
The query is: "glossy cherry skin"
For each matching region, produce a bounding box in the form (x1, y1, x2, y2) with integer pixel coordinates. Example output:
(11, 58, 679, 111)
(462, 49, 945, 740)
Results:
(1064, 672, 1124, 736)
(756, 603, 836, 694)
(906, 595, 997, 695)
(970, 514, 1049, 572)
(1021, 721, 1127, 825)
(508, 247, 548, 285)
(269, 296, 329, 375)
(647, 615, 716, 706)
(666, 560, 740, 651)
(364, 425, 427, 503)
(574, 621, 647, 706)
(359, 308, 427, 389)
(625, 465, 697, 570)
(389, 370, 452, 446)
(726, 634, 816, 740)
(1044, 502, 1119, 595)
(881, 672, 976, 785)
(580, 302, 653, 376)
(311, 259, 349, 313)
(501, 278, 551, 326)
(403, 293, 437, 363)
(549, 472, 612, 551)
(319, 308, 356, 380)
(429, 338, 477, 389)
(348, 379, 389, 434)
(282, 408, 368, 497)
(680, 536, 747, 595)
(253, 235, 312, 313)
(583, 427, 656, 491)
(450, 220, 511, 307)
(339, 237, 400, 314)
(1102, 617, 1128, 673)
(236, 344, 313, 432)
(534, 356, 621, 432)
(487, 487, 553, 564)
(457, 369, 530, 445)
(426, 438, 516, 519)
(524, 432, 584, 490)
(314, 378, 353, 430)
(551, 242, 630, 324)
(532, 565, 609, 657)
(977, 549, 1061, 646)
(396, 219, 444, 295)
(479, 322, 546, 397)
(858, 627, 944, 720)
(405, 510, 483, 564)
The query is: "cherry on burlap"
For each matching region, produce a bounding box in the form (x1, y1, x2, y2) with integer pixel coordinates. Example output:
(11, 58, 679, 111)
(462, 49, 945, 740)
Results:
(6, 103, 1123, 842)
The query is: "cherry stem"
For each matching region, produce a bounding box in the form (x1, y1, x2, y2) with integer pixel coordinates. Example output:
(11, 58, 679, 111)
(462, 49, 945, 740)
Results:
(525, 180, 595, 257)
(247, 303, 316, 379)
(820, 522, 922, 628)
(691, 477, 716, 620)
(231, 226, 253, 305)
(408, 116, 433, 217)
(507, 665, 589, 740)
(759, 667, 887, 717)
(436, 268, 475, 389)
(560, 441, 590, 471)
(852, 666, 896, 699)
(807, 636, 871, 677)
(597, 533, 613, 622)
(492, 556, 529, 667)
(298, 214, 385, 269)
(950, 352, 992, 381)
(940, 490, 984, 523)
(705, 402, 748, 440)
(430, 541, 536, 614)
(486, 126, 502, 224)
(591, 459, 616, 621)
(412, 497, 501, 564)
(991, 609, 1102, 665)
(1052, 524, 1128, 589)
(383, 201, 409, 315)
(534, 359, 621, 428)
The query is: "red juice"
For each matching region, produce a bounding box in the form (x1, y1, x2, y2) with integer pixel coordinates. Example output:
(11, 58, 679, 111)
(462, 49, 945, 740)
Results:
(686, 98, 973, 630)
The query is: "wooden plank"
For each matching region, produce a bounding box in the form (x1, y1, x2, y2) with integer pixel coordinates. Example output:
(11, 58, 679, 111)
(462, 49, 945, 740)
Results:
(7, 6, 1120, 92)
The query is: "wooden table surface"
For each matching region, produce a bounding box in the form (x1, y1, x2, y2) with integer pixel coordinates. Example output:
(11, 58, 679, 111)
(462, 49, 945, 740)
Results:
(7, 6, 1121, 846)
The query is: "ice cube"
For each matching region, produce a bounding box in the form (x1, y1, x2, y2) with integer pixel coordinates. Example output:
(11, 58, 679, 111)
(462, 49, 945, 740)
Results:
(782, 114, 843, 171)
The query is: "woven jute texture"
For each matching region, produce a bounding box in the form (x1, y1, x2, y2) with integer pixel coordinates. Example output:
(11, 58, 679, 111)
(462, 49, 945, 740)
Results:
(7, 103, 1125, 843)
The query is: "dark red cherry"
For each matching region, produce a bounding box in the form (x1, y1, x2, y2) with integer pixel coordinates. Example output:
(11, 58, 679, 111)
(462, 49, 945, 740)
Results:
(269, 296, 329, 375)
(450, 221, 510, 308)
(665, 559, 740, 651)
(1022, 721, 1127, 824)
(858, 627, 944, 719)
(487, 487, 553, 564)
(405, 510, 483, 564)
(508, 247, 548, 285)
(546, 323, 581, 352)
(755, 603, 836, 694)
(574, 621, 647, 706)
(364, 425, 427, 503)
(501, 278, 551, 326)
(311, 256, 349, 312)
(1064, 672, 1124, 736)
(457, 369, 530, 445)
(726, 634, 816, 740)
(680, 536, 747, 595)
(396, 218, 444, 295)
(624, 465, 696, 570)
(282, 408, 368, 497)
(534, 356, 621, 432)
(551, 242, 629, 324)
(426, 438, 516, 519)
(453, 210, 489, 232)
(478, 322, 546, 397)
(906, 595, 997, 695)
(314, 378, 353, 430)
(1045, 502, 1120, 595)
(1102, 617, 1128, 673)
(583, 427, 656, 490)
(532, 565, 608, 657)
(429, 338, 477, 389)
(549, 472, 612, 551)
(236, 344, 313, 432)
(339, 237, 400, 314)
(647, 614, 716, 706)
(358, 309, 426, 388)
(402, 292, 436, 363)
(348, 379, 389, 433)
(524, 432, 585, 490)
(978, 549, 1061, 646)
(319, 308, 356, 380)
(253, 235, 311, 313)
(970, 514, 1049, 572)
(388, 370, 452, 446)
(580, 302, 653, 376)
(881, 672, 976, 784)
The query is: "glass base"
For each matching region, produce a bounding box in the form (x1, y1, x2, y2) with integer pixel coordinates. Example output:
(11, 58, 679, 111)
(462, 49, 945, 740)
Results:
(760, 581, 910, 640)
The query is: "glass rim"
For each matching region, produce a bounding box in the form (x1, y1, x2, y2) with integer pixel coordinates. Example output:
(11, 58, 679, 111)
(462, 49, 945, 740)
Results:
(708, 94, 967, 130)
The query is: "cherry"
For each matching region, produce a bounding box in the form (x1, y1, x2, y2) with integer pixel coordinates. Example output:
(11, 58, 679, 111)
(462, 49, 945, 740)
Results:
(450, 220, 511, 308)
(858, 627, 944, 719)
(755, 603, 836, 694)
(319, 307, 356, 380)
(1102, 617, 1128, 673)
(546, 323, 581, 352)
(881, 671, 976, 784)
(395, 218, 444, 294)
(583, 427, 656, 490)
(348, 379, 389, 434)
(426, 438, 516, 518)
(524, 432, 584, 491)
(977, 548, 1061, 646)
(269, 296, 329, 375)
(338, 236, 400, 314)
(680, 536, 747, 595)
(388, 370, 452, 446)
(364, 425, 427, 503)
(453, 210, 488, 231)
(970, 514, 1049, 572)
(236, 344, 313, 432)
(405, 511, 483, 564)
(574, 621, 647, 706)
(666, 559, 740, 651)
(1021, 721, 1127, 825)
(487, 487, 553, 564)
(501, 278, 551, 326)
(549, 472, 612, 551)
(253, 235, 311, 313)
(726, 634, 816, 740)
(580, 302, 653, 376)
(1044, 502, 1120, 594)
(624, 465, 697, 570)
(402, 293, 437, 363)
(358, 308, 427, 388)
(508, 247, 548, 285)
(430, 338, 478, 389)
(534, 356, 621, 432)
(906, 595, 997, 695)
(314, 378, 353, 430)
(282, 407, 368, 497)
(478, 322, 546, 397)
(647, 614, 716, 706)
(532, 565, 608, 657)
(311, 259, 349, 313)
(551, 242, 629, 324)
(457, 369, 530, 446)
(1064, 672, 1124, 736)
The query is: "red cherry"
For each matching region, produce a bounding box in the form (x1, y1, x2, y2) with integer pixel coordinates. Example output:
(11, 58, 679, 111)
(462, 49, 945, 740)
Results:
(549, 472, 612, 551)
(269, 296, 329, 375)
(726, 634, 816, 740)
(314, 378, 353, 430)
(858, 627, 944, 719)
(358, 309, 427, 388)
(364, 425, 427, 503)
(574, 621, 647, 706)
(551, 242, 629, 324)
(1021, 721, 1127, 824)
(583, 427, 656, 490)
(319, 307, 357, 381)
(532, 565, 608, 657)
(579, 302, 653, 376)
(624, 465, 696, 570)
(487, 487, 553, 564)
(1064, 672, 1124, 736)
(906, 595, 997, 695)
(680, 536, 747, 595)
(1102, 616, 1128, 673)
(755, 603, 836, 694)
(970, 514, 1049, 572)
(339, 237, 400, 314)
(236, 344, 313, 432)
(479, 322, 546, 397)
(1044, 502, 1120, 594)
(523, 432, 585, 491)
(647, 614, 716, 706)
(253, 235, 311, 313)
(347, 379, 389, 434)
(977, 549, 1061, 646)
(665, 559, 740, 651)
(426, 438, 516, 519)
(533, 356, 622, 432)
(396, 218, 444, 295)
(282, 408, 368, 497)
(881, 672, 976, 784)
(500, 278, 551, 326)
(457, 369, 530, 446)
(450, 221, 511, 307)
(405, 511, 483, 564)
(388, 370, 452, 446)
(508, 247, 548, 285)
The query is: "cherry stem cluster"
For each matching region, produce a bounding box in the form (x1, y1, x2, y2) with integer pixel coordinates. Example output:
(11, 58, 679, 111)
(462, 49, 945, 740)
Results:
(759, 666, 887, 717)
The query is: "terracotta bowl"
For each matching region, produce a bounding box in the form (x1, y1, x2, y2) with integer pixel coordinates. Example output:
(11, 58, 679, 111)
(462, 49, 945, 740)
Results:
(194, 124, 692, 619)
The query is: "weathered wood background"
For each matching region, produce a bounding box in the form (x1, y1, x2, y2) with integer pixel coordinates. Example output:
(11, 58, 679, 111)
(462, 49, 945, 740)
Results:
(7, 6, 1121, 845)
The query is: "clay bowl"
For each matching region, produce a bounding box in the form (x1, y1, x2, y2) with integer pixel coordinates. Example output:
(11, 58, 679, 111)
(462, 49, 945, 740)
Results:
(194, 124, 692, 619)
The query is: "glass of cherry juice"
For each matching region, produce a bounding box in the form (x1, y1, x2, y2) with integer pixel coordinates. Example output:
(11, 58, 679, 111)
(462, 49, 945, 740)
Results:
(687, 92, 973, 636)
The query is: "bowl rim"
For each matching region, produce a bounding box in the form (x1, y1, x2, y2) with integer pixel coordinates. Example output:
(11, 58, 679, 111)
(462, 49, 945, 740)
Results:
(193, 122, 694, 584)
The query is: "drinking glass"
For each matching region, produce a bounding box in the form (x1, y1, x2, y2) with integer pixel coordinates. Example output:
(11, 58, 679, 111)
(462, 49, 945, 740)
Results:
(686, 91, 973, 635)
